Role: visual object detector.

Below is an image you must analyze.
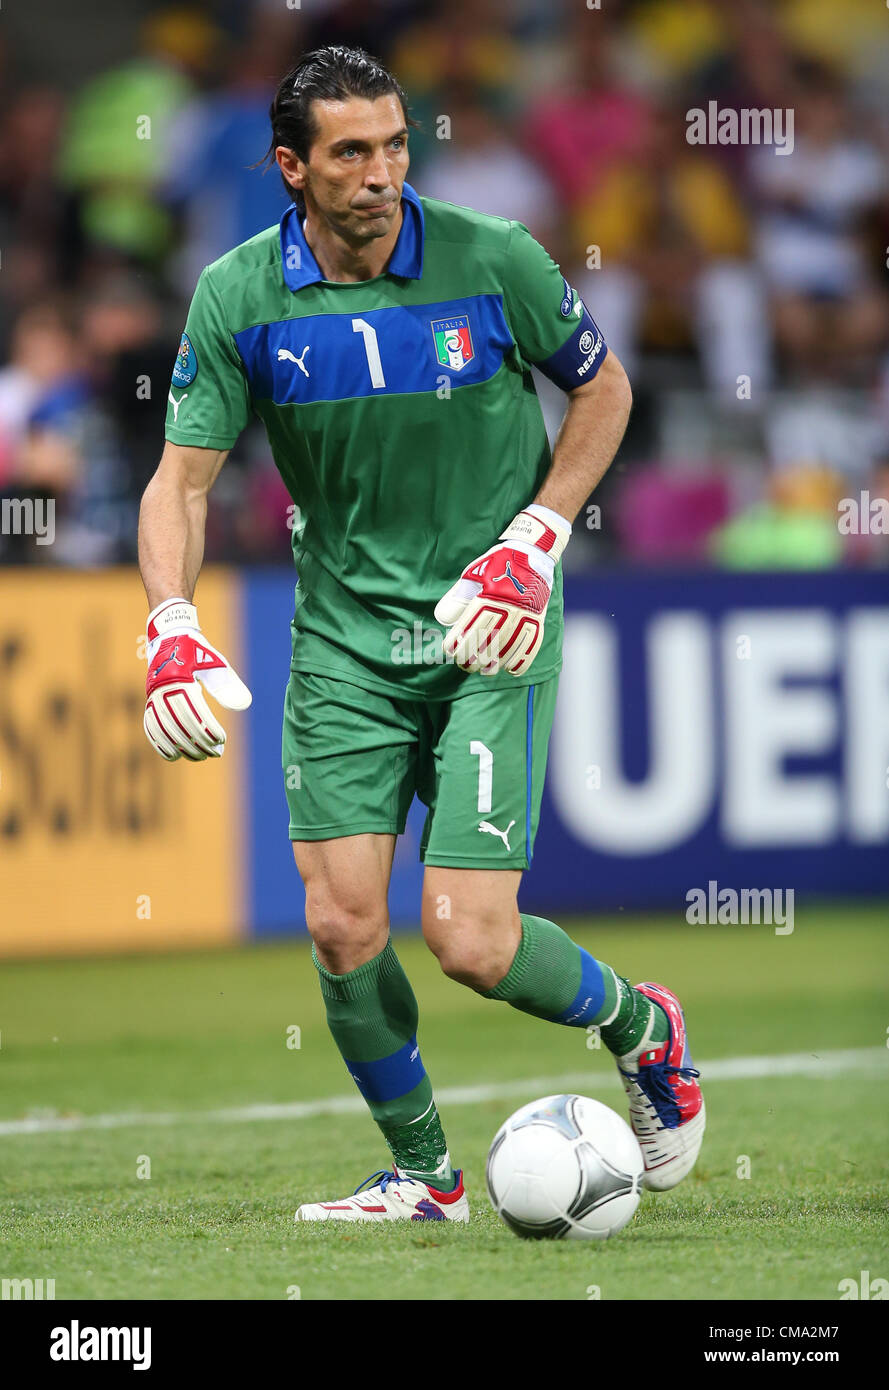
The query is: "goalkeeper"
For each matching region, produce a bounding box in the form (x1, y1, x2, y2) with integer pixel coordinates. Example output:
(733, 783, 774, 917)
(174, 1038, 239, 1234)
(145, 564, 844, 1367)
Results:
(138, 45, 705, 1223)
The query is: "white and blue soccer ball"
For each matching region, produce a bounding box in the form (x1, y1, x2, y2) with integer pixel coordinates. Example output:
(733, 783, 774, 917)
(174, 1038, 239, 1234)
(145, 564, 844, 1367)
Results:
(486, 1094, 644, 1241)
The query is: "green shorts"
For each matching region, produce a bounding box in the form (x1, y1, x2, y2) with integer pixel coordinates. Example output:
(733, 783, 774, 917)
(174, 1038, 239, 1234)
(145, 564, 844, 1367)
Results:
(281, 672, 559, 869)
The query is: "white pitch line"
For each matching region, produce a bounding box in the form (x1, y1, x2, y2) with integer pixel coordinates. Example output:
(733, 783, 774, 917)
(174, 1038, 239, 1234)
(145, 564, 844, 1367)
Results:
(0, 1047, 885, 1139)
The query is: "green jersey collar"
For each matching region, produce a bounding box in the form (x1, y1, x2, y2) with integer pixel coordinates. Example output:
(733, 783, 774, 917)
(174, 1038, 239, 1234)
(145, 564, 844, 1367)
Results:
(279, 181, 425, 291)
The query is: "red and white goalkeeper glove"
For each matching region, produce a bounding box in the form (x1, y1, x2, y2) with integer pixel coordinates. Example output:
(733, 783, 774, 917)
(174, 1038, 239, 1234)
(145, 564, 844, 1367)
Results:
(143, 598, 252, 761)
(434, 504, 571, 676)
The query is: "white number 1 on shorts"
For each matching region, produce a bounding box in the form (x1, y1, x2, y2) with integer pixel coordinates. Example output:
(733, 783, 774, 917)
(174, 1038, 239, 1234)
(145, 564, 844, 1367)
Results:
(470, 740, 493, 814)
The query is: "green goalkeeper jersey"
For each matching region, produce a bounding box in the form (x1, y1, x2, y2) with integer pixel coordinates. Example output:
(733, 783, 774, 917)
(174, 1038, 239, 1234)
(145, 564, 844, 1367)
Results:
(164, 181, 607, 699)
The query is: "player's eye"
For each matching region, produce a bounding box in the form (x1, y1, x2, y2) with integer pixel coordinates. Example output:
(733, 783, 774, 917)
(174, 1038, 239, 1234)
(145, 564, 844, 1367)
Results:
(390, 137, 405, 151)
(340, 146, 359, 159)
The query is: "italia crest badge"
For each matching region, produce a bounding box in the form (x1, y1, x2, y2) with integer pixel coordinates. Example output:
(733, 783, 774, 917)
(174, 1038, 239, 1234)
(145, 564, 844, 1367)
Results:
(431, 316, 474, 371)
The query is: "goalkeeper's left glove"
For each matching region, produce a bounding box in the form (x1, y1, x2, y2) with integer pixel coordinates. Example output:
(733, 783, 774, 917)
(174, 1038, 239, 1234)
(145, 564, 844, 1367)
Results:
(434, 503, 571, 676)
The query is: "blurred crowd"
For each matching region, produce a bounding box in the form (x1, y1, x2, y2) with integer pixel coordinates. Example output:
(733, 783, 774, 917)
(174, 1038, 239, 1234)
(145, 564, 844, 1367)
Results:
(1, 0, 888, 569)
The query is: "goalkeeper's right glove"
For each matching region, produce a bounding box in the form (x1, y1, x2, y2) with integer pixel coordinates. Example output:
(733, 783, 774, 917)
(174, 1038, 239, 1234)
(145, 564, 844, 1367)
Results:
(143, 598, 252, 761)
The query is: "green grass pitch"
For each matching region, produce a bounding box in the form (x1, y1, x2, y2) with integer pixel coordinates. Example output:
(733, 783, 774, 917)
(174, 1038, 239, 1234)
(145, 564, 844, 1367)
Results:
(1, 903, 887, 1301)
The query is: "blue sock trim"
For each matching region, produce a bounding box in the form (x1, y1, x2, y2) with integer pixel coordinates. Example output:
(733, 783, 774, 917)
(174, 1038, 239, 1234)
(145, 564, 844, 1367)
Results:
(343, 1035, 427, 1104)
(557, 949, 607, 1027)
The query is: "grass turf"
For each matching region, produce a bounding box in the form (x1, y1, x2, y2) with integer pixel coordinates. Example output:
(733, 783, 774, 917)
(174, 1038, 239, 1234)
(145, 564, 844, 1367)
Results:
(0, 903, 887, 1300)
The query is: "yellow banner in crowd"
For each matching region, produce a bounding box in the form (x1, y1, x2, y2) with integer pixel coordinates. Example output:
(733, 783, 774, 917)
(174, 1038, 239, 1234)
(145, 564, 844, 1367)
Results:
(0, 568, 244, 956)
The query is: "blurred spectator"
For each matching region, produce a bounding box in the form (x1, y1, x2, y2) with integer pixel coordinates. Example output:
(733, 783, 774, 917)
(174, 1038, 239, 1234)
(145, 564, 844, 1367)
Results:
(0, 301, 78, 489)
(56, 7, 223, 266)
(420, 85, 557, 241)
(0, 283, 168, 565)
(764, 389, 887, 482)
(78, 275, 174, 508)
(614, 463, 732, 562)
(522, 10, 651, 216)
(162, 7, 303, 293)
(232, 449, 298, 563)
(709, 465, 845, 568)
(686, 0, 805, 187)
(0, 297, 94, 563)
(390, 0, 528, 172)
(571, 102, 771, 396)
(300, 0, 428, 65)
(629, 0, 727, 82)
(782, 0, 889, 85)
(749, 62, 889, 383)
(0, 87, 68, 341)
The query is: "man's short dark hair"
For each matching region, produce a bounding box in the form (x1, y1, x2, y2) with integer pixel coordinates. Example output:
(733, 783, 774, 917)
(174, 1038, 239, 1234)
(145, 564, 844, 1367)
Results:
(260, 45, 418, 211)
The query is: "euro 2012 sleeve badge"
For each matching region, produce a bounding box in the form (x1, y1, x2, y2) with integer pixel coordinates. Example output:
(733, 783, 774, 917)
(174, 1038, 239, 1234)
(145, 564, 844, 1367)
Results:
(171, 331, 198, 388)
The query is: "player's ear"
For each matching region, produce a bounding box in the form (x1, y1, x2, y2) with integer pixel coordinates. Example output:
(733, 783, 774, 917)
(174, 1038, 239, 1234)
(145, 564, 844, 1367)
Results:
(276, 146, 305, 197)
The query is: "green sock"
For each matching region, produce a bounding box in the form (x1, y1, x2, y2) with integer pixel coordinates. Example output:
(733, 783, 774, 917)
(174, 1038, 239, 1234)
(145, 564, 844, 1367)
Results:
(314, 939, 455, 1189)
(481, 914, 669, 1057)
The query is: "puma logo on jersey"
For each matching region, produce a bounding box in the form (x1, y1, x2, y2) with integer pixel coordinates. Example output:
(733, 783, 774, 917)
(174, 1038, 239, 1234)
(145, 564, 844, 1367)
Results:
(168, 389, 187, 423)
(277, 346, 311, 377)
(478, 819, 516, 851)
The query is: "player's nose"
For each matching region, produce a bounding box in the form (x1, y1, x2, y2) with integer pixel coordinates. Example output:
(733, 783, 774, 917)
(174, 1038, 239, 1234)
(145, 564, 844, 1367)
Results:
(364, 150, 392, 188)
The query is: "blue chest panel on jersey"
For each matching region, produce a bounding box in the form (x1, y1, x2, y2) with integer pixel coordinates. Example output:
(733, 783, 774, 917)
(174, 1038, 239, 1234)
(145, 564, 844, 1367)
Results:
(233, 294, 514, 405)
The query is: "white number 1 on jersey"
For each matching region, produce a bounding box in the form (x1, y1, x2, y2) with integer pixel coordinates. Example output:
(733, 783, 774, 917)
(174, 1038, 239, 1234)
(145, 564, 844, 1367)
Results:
(352, 318, 386, 390)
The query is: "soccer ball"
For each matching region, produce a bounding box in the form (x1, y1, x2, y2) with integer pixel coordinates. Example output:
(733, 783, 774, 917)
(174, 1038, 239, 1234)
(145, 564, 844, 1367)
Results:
(486, 1093, 644, 1240)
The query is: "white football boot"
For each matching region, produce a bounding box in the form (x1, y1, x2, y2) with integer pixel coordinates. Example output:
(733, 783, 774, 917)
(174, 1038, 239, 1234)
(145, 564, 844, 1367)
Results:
(295, 1167, 469, 1224)
(616, 981, 706, 1191)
